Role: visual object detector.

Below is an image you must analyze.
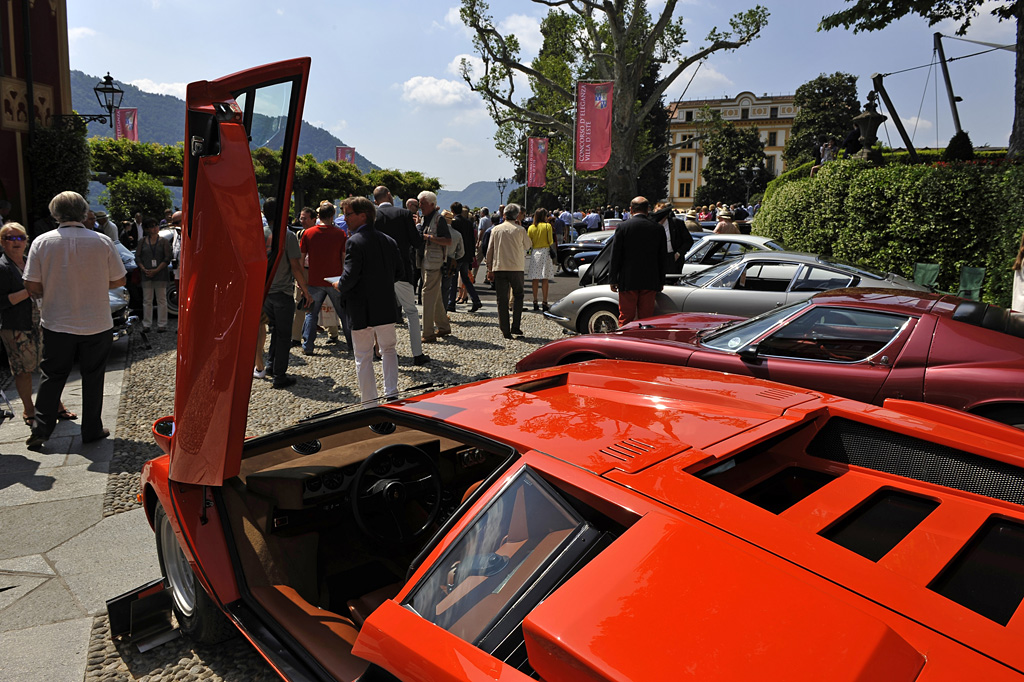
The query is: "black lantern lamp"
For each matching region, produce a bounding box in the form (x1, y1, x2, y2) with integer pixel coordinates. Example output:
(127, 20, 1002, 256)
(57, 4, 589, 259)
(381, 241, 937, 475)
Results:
(51, 72, 124, 129)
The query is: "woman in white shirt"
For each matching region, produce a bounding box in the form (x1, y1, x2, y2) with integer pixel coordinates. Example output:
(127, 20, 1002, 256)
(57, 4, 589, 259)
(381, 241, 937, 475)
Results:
(1013, 231, 1024, 313)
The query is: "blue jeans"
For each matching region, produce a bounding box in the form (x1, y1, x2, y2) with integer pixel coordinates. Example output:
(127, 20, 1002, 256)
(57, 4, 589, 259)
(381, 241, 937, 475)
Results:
(302, 286, 351, 351)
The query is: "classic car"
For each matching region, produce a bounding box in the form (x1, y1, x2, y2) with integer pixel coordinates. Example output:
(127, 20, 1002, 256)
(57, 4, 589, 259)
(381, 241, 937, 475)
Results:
(551, 250, 928, 334)
(521, 289, 1024, 429)
(578, 232, 781, 285)
(138, 59, 1024, 682)
(555, 229, 615, 274)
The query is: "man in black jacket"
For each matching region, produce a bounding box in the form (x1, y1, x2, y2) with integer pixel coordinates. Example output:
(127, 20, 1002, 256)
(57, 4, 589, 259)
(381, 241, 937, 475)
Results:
(608, 196, 667, 327)
(447, 202, 482, 312)
(334, 197, 403, 403)
(373, 186, 429, 365)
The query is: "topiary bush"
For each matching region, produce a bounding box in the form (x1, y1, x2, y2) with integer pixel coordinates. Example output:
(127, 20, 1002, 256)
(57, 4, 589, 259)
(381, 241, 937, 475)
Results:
(90, 138, 184, 179)
(942, 130, 975, 162)
(99, 171, 172, 223)
(754, 158, 1016, 307)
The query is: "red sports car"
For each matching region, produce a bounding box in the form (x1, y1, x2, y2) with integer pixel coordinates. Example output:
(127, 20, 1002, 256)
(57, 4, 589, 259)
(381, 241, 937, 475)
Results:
(518, 289, 1024, 429)
(136, 60, 1024, 682)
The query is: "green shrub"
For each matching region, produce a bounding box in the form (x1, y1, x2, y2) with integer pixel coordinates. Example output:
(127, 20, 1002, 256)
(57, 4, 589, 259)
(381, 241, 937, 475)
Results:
(30, 117, 92, 221)
(762, 161, 814, 204)
(753, 158, 1016, 307)
(90, 138, 184, 178)
(99, 171, 172, 223)
(942, 130, 975, 162)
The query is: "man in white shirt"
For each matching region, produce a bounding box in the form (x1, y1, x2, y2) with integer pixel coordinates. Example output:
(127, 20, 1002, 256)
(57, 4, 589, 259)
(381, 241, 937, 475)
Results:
(485, 203, 532, 339)
(24, 191, 127, 447)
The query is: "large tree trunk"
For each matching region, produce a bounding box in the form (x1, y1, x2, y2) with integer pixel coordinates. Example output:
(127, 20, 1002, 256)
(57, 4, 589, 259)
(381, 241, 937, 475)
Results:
(1011, 11, 1024, 159)
(606, 84, 639, 206)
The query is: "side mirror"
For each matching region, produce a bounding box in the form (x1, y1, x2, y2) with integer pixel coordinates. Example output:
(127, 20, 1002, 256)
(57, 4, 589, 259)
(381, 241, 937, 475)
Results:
(738, 345, 759, 360)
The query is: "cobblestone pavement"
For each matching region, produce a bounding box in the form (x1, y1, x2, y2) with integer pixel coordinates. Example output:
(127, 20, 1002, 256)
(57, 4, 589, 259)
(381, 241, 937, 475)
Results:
(86, 302, 568, 681)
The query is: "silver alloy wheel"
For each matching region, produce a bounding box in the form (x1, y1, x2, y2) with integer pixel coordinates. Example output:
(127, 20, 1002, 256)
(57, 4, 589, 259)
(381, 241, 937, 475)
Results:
(159, 512, 196, 617)
(585, 306, 619, 334)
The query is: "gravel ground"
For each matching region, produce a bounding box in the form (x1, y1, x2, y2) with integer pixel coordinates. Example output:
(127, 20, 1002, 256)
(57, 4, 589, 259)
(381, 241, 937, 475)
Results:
(89, 300, 567, 681)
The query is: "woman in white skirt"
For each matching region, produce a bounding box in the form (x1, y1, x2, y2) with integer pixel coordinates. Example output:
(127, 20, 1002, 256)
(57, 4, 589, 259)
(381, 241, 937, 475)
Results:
(527, 208, 555, 311)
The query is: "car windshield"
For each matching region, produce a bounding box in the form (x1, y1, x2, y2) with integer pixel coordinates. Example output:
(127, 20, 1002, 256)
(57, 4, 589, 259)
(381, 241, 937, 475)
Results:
(677, 259, 737, 287)
(702, 301, 810, 351)
(817, 257, 885, 280)
(404, 469, 582, 645)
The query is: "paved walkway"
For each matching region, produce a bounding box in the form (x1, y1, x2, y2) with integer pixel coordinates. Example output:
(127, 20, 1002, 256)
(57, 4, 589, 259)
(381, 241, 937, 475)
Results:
(0, 338, 161, 682)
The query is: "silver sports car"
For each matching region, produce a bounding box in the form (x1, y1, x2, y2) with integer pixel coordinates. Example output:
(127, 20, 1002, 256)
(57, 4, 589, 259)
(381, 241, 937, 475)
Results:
(547, 251, 929, 334)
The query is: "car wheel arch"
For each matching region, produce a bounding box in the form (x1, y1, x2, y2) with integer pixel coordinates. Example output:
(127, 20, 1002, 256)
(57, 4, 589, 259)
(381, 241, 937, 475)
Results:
(577, 302, 620, 334)
(968, 403, 1024, 429)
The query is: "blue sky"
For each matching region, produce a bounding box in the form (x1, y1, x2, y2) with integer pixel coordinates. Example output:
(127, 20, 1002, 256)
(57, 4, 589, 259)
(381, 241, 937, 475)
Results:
(68, 1, 1016, 191)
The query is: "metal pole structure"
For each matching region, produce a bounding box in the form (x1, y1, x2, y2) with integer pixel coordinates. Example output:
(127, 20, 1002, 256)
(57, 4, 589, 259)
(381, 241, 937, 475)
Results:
(570, 82, 577, 221)
(934, 32, 963, 135)
(871, 73, 919, 163)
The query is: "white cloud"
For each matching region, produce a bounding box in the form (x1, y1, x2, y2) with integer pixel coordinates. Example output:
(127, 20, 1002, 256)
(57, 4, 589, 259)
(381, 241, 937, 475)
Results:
(498, 14, 543, 57)
(129, 78, 188, 99)
(68, 26, 96, 54)
(663, 61, 734, 100)
(437, 137, 471, 153)
(401, 76, 475, 107)
(448, 53, 485, 79)
(452, 106, 491, 127)
(276, 8, 284, 15)
(902, 115, 934, 134)
(310, 119, 348, 136)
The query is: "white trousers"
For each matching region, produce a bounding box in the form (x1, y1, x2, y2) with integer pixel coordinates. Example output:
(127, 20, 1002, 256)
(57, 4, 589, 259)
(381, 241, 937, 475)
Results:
(352, 324, 398, 403)
(141, 279, 168, 329)
(394, 280, 422, 356)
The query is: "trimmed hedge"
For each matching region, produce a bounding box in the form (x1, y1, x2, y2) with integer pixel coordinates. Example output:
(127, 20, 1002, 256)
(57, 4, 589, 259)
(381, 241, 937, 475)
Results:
(754, 159, 1021, 307)
(90, 138, 184, 178)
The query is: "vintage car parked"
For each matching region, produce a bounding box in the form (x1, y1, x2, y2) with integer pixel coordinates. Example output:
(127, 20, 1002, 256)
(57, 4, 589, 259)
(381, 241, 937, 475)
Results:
(578, 232, 782, 285)
(555, 229, 615, 274)
(551, 251, 928, 334)
(138, 60, 1024, 682)
(521, 289, 1024, 429)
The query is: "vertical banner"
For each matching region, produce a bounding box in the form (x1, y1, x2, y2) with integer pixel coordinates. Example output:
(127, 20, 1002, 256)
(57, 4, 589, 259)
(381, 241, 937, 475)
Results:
(527, 137, 548, 187)
(575, 82, 613, 171)
(335, 146, 355, 164)
(115, 108, 139, 141)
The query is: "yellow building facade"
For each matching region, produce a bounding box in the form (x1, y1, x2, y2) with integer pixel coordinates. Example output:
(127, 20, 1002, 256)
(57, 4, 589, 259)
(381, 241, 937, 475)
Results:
(667, 91, 797, 209)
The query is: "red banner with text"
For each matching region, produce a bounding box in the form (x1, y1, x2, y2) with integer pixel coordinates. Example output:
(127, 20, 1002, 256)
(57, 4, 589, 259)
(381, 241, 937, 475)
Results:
(575, 82, 612, 171)
(527, 137, 548, 187)
(115, 108, 139, 142)
(336, 146, 355, 164)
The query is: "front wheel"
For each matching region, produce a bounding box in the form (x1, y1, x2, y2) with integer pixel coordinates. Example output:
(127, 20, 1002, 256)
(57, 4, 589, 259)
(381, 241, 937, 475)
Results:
(579, 304, 619, 335)
(166, 281, 179, 317)
(154, 505, 234, 643)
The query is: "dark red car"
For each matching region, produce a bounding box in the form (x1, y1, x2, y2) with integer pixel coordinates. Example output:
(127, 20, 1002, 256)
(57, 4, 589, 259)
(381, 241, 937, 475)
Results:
(518, 289, 1024, 429)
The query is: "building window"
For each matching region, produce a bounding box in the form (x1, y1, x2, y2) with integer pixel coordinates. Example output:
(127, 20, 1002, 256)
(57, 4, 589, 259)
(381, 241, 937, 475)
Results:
(770, 106, 778, 119)
(679, 134, 694, 149)
(679, 181, 692, 199)
(741, 108, 749, 120)
(679, 156, 693, 172)
(685, 110, 693, 122)
(767, 156, 776, 173)
(768, 132, 777, 147)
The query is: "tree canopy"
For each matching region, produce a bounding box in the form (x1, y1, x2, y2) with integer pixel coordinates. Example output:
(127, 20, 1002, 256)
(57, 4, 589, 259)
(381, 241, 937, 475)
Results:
(459, 0, 769, 205)
(694, 110, 770, 206)
(784, 72, 861, 167)
(820, 1, 1023, 158)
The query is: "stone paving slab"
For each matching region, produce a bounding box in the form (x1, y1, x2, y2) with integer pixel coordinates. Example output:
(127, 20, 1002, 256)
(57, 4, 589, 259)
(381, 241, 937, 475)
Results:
(49, 507, 159, 614)
(0, 617, 94, 682)
(0, 495, 103, 560)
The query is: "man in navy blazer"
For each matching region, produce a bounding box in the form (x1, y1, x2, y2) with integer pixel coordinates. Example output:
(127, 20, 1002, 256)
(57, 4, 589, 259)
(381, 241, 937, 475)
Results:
(608, 196, 667, 327)
(333, 197, 404, 403)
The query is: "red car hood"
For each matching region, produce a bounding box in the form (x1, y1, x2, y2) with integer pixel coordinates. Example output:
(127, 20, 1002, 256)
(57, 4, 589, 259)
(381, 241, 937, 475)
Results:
(618, 311, 744, 343)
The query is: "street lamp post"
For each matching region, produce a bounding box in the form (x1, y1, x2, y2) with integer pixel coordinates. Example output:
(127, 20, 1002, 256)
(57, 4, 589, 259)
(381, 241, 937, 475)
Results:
(50, 72, 124, 129)
(496, 177, 509, 206)
(738, 166, 760, 206)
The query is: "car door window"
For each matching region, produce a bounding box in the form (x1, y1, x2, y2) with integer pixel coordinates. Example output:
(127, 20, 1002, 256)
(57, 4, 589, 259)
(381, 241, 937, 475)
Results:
(792, 266, 855, 292)
(685, 242, 712, 264)
(758, 308, 910, 362)
(714, 262, 797, 292)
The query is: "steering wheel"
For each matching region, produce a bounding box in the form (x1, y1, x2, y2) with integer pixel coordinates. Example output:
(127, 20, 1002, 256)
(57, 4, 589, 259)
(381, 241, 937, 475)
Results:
(350, 444, 442, 545)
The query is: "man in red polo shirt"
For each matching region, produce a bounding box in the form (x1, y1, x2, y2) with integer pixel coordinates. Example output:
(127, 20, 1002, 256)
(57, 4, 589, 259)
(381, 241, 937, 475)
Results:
(300, 202, 351, 354)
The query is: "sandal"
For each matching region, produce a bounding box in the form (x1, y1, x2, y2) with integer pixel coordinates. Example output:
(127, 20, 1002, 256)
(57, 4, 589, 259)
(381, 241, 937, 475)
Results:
(23, 414, 34, 426)
(57, 409, 78, 421)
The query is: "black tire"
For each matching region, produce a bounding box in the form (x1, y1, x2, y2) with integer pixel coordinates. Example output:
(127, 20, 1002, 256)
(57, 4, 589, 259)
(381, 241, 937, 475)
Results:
(578, 304, 619, 335)
(977, 405, 1024, 430)
(166, 281, 179, 317)
(560, 255, 578, 275)
(154, 505, 235, 643)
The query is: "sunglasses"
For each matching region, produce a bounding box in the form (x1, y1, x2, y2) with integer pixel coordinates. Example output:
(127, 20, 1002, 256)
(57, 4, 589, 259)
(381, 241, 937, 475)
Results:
(3, 236, 26, 242)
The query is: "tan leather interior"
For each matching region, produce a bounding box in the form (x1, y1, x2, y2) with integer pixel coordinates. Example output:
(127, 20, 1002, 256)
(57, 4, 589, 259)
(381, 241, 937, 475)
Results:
(346, 582, 403, 627)
(251, 585, 368, 680)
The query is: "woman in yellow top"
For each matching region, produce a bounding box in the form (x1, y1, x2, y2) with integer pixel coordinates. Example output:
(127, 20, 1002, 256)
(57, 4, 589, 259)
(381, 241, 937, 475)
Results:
(527, 208, 555, 311)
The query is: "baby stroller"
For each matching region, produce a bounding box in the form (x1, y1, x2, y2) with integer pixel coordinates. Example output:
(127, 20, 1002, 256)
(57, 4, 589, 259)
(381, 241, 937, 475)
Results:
(0, 388, 14, 426)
